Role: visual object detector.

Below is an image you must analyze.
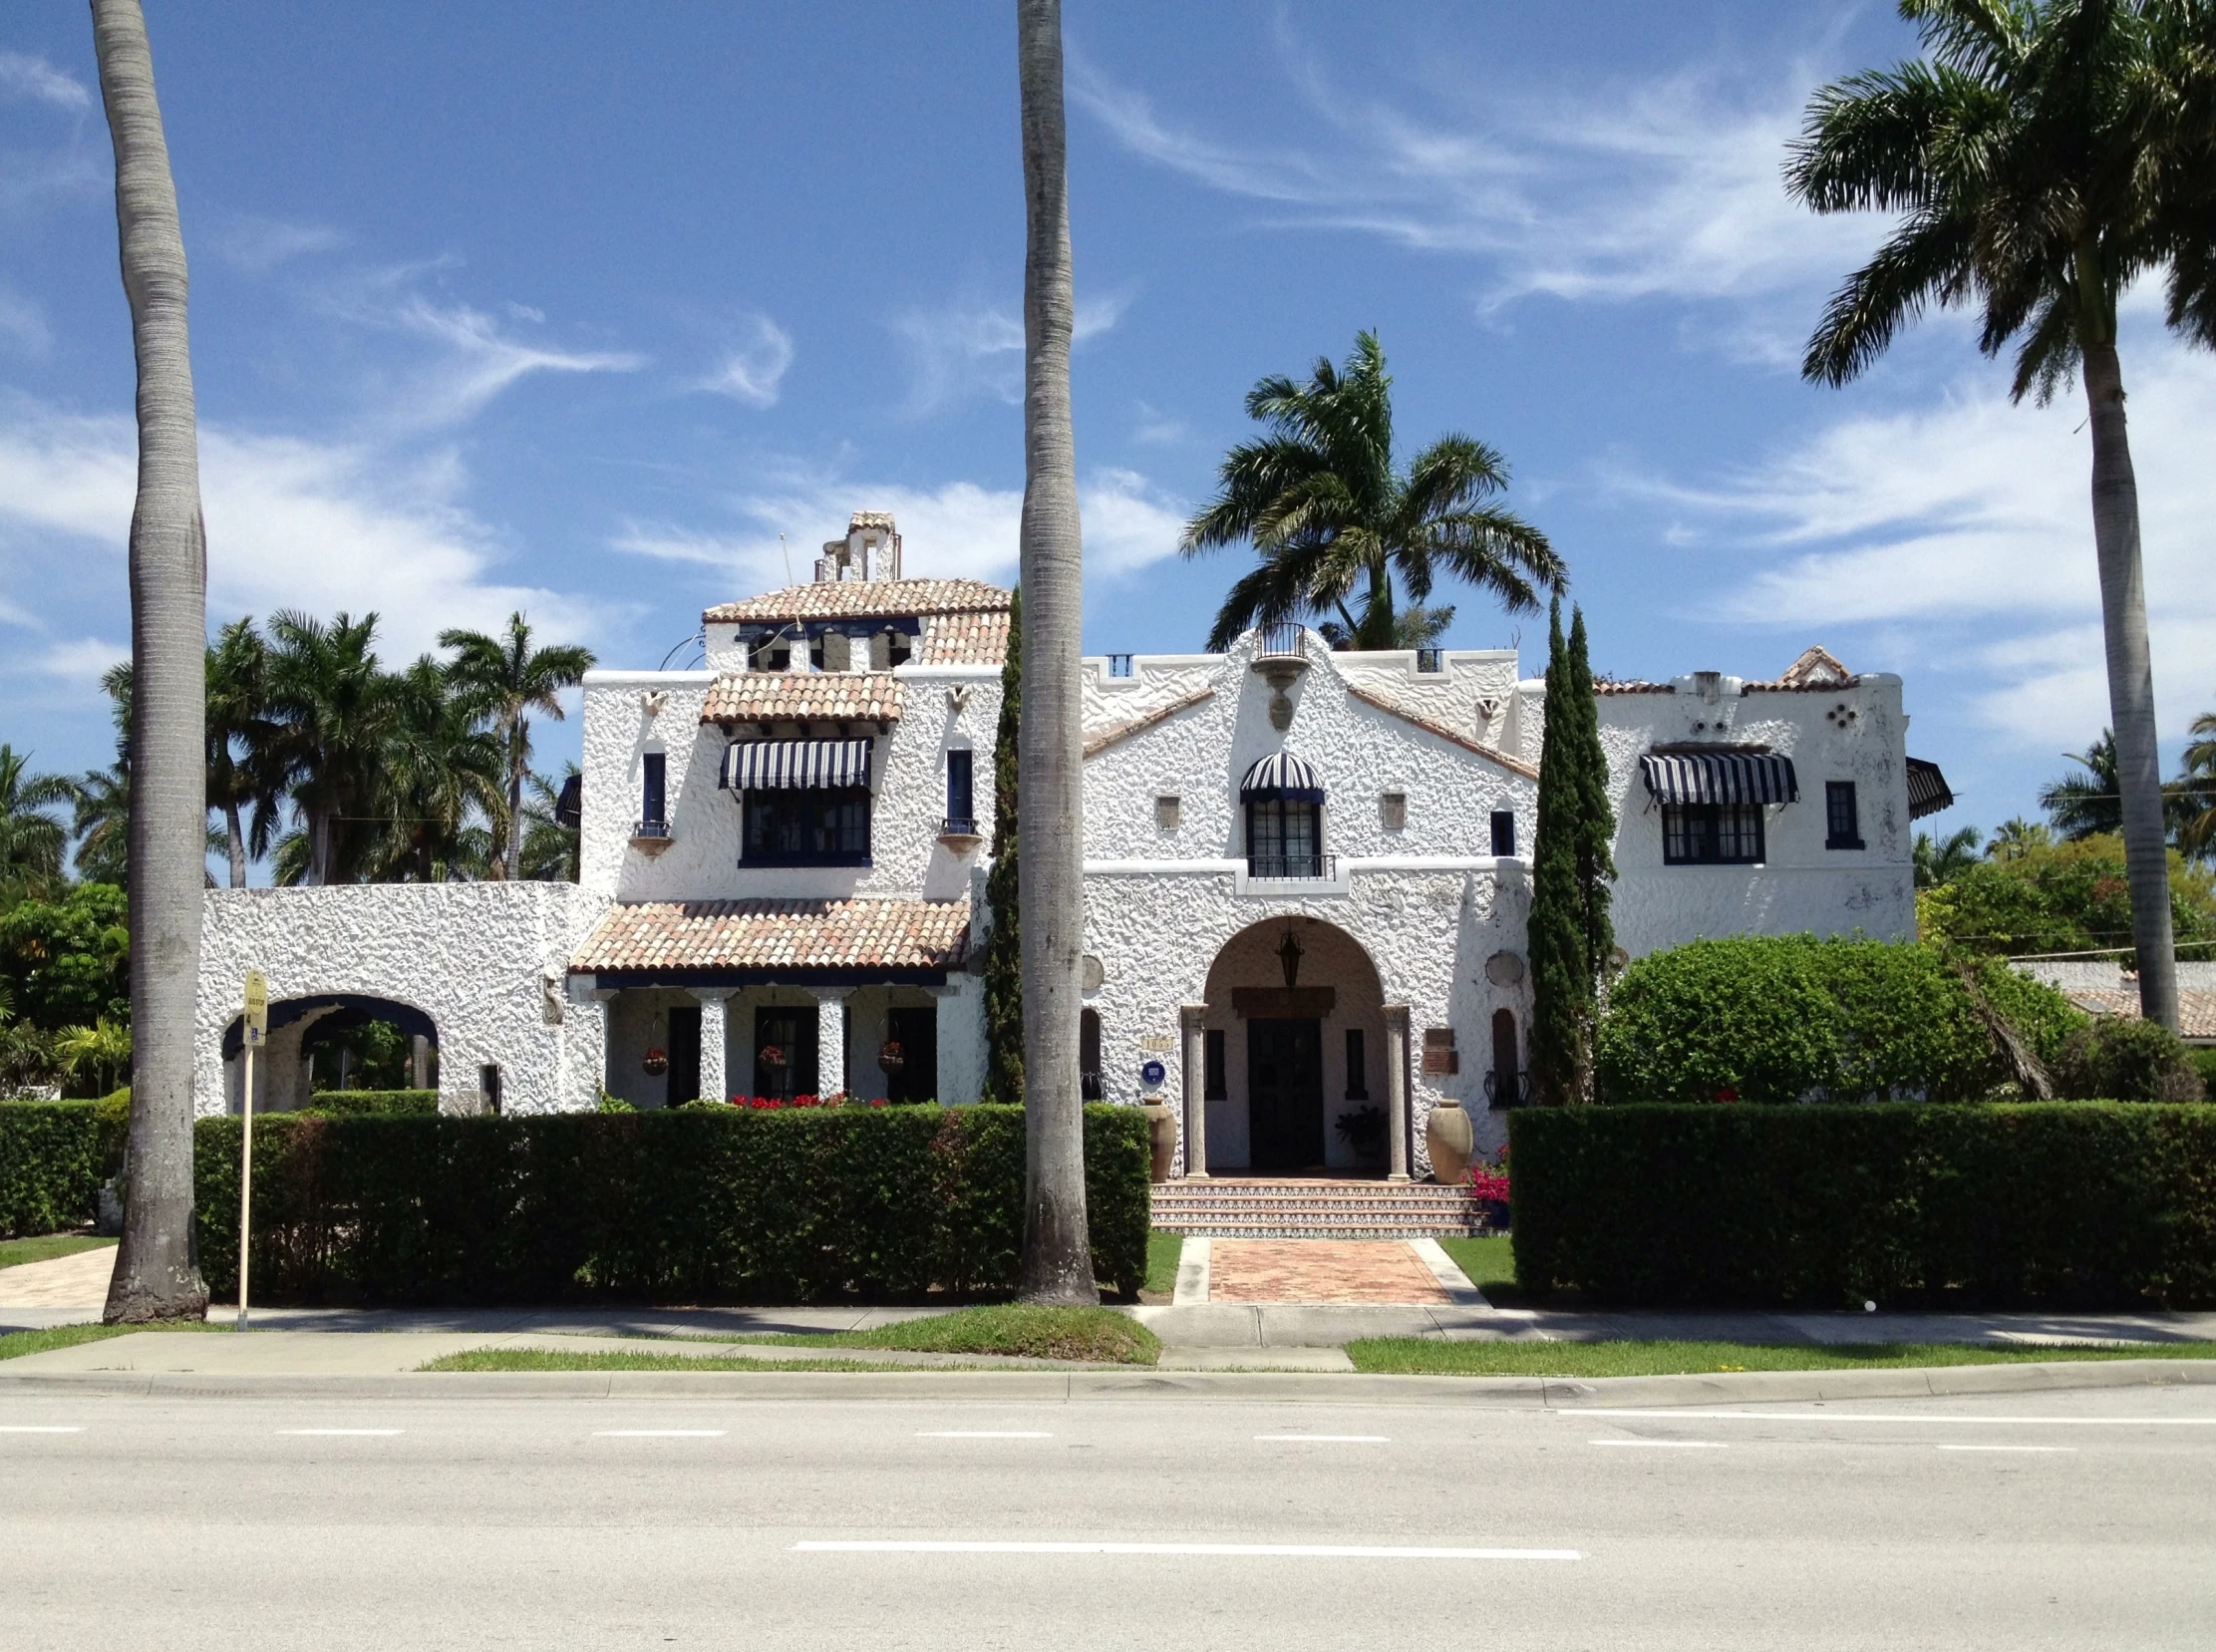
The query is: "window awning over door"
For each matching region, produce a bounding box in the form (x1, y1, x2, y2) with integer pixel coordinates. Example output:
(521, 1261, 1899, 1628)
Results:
(1639, 749, 1799, 807)
(720, 737, 873, 791)
(1906, 757, 1955, 819)
(1239, 750, 1324, 803)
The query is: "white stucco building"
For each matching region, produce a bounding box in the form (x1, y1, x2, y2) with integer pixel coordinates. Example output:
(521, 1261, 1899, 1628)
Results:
(193, 511, 1947, 1182)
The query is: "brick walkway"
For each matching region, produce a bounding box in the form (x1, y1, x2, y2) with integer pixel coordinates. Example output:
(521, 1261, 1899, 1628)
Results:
(1207, 1239, 1447, 1304)
(0, 1245, 118, 1310)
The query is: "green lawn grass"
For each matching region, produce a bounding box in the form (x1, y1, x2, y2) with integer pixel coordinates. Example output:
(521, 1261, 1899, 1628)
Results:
(0, 1233, 116, 1271)
(422, 1348, 981, 1374)
(661, 1305, 1160, 1365)
(1434, 1235, 1515, 1298)
(1345, 1337, 2216, 1378)
(0, 1321, 226, 1362)
(1146, 1229, 1183, 1295)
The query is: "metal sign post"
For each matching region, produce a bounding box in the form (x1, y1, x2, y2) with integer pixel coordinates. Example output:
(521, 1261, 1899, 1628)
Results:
(237, 969, 267, 1333)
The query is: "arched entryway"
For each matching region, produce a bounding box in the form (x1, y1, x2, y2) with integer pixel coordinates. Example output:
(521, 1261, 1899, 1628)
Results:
(1193, 916, 1392, 1176)
(221, 993, 439, 1114)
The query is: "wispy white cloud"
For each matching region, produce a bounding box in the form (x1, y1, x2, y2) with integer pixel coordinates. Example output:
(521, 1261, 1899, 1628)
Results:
(0, 51, 91, 112)
(1627, 329, 2216, 747)
(890, 287, 1131, 416)
(214, 214, 348, 273)
(1071, 49, 1877, 324)
(0, 286, 51, 355)
(0, 401, 606, 667)
(614, 466, 1185, 588)
(378, 296, 643, 429)
(699, 312, 794, 408)
(1130, 401, 1188, 446)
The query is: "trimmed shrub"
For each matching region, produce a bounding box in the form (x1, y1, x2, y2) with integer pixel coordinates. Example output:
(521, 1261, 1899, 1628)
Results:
(2056, 1018, 2207, 1103)
(1510, 1102, 2216, 1308)
(193, 1102, 1150, 1306)
(0, 1100, 108, 1236)
(1595, 936, 2055, 1105)
(290, 1090, 440, 1119)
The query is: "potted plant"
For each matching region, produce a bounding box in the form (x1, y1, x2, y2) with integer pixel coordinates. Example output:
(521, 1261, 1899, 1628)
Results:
(1465, 1156, 1510, 1229)
(1334, 1103, 1387, 1164)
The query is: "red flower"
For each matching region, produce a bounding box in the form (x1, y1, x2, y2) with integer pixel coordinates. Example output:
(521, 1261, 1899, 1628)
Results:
(1716, 1086, 1740, 1104)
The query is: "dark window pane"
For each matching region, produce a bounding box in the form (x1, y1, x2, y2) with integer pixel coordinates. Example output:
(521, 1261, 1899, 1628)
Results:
(946, 749, 974, 827)
(742, 788, 872, 865)
(1344, 1027, 1368, 1099)
(1489, 810, 1515, 856)
(641, 751, 666, 830)
(1204, 1028, 1227, 1100)
(1825, 781, 1861, 847)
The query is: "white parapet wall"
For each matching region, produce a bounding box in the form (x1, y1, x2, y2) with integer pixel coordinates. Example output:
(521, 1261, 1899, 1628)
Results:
(194, 882, 612, 1118)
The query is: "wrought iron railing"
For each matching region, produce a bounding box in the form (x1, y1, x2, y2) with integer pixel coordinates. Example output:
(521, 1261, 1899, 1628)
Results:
(941, 815, 978, 836)
(633, 818, 670, 839)
(1246, 852, 1334, 881)
(1484, 1068, 1530, 1109)
(1257, 621, 1305, 658)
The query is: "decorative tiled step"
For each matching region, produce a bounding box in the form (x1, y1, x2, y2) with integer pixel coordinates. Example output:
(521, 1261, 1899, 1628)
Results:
(1150, 1177, 1495, 1239)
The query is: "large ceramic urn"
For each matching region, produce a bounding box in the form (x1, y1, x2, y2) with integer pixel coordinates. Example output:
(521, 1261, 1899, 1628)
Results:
(1425, 1099, 1474, 1184)
(1138, 1100, 1177, 1182)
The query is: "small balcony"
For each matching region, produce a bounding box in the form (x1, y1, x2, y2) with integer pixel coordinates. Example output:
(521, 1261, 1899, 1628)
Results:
(1245, 852, 1335, 882)
(937, 815, 984, 853)
(629, 818, 673, 857)
(1256, 621, 1305, 660)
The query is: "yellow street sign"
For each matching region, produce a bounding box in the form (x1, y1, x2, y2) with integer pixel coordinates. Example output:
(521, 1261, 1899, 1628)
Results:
(243, 968, 269, 1047)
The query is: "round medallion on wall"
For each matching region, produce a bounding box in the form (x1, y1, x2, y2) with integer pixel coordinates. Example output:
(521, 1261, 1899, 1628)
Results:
(1081, 954, 1106, 993)
(1138, 1059, 1167, 1089)
(1483, 951, 1526, 987)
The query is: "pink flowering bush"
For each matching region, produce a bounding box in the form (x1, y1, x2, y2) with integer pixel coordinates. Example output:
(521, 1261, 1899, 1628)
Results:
(724, 1093, 883, 1110)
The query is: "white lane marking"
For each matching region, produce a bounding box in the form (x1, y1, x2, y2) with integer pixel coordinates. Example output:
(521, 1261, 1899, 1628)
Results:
(0, 1426, 83, 1434)
(1590, 1439, 1728, 1449)
(278, 1429, 402, 1437)
(1582, 1409, 2216, 1427)
(1255, 1435, 1390, 1443)
(1937, 1444, 2079, 1454)
(595, 1430, 726, 1438)
(795, 1541, 1579, 1560)
(916, 1431, 1054, 1439)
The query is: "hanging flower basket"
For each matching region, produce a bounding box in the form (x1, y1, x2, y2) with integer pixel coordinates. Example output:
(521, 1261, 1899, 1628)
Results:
(640, 1047, 669, 1078)
(878, 1040, 906, 1074)
(759, 1044, 787, 1070)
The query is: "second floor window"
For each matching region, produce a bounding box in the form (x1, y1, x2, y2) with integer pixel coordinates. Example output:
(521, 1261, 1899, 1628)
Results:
(1489, 809, 1516, 856)
(1246, 796, 1321, 878)
(1663, 802, 1764, 865)
(945, 749, 975, 832)
(640, 751, 667, 835)
(743, 788, 871, 866)
(1825, 781, 1864, 849)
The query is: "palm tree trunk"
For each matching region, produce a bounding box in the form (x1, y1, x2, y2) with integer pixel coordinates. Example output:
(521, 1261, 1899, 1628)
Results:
(506, 734, 524, 882)
(1014, 0, 1095, 1305)
(94, 0, 209, 1322)
(224, 801, 245, 887)
(2082, 339, 2178, 1032)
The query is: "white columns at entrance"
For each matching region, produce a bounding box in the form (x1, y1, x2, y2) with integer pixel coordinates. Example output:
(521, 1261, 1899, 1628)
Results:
(1384, 1006, 1412, 1182)
(1180, 1004, 1208, 1179)
(410, 1034, 431, 1091)
(693, 989, 732, 1104)
(814, 989, 850, 1098)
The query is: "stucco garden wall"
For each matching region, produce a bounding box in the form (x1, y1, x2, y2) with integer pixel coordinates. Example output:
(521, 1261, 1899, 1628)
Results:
(195, 882, 608, 1119)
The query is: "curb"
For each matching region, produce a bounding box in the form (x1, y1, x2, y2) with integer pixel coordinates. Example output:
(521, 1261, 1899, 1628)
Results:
(2, 1358, 2211, 1407)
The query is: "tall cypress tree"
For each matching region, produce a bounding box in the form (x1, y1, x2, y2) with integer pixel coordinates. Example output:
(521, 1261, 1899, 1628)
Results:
(982, 589, 1024, 1105)
(1525, 598, 1586, 1106)
(1566, 605, 1616, 992)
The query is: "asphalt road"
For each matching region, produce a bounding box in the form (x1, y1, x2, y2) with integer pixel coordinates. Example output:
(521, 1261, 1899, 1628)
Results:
(4, 1385, 2214, 1650)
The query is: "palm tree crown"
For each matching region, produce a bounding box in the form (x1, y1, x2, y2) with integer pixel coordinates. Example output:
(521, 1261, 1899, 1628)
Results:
(0, 746, 78, 899)
(439, 612, 594, 881)
(1181, 330, 1563, 652)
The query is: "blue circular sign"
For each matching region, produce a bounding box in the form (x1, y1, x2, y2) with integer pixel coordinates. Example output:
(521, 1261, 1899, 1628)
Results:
(1139, 1059, 1167, 1088)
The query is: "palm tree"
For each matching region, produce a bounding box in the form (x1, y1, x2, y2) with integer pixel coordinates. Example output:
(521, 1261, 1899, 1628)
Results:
(1784, 0, 2216, 1033)
(1914, 823, 1983, 886)
(205, 616, 273, 888)
(57, 1017, 133, 1097)
(93, 0, 209, 1321)
(372, 655, 504, 882)
(1987, 817, 2056, 860)
(2180, 711, 2216, 860)
(1014, 0, 1094, 1305)
(2039, 728, 2196, 841)
(264, 610, 393, 885)
(71, 762, 132, 888)
(439, 613, 593, 881)
(0, 746, 77, 899)
(516, 766, 582, 882)
(1181, 331, 1564, 652)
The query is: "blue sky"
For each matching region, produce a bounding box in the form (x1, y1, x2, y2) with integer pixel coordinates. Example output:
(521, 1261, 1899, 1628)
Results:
(3, 1, 2212, 853)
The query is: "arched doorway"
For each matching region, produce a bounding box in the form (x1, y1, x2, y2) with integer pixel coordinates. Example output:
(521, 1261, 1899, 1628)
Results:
(1198, 917, 1388, 1175)
(222, 993, 439, 1113)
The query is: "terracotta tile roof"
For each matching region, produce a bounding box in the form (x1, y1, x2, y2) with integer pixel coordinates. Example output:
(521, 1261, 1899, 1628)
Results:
(704, 578, 1012, 624)
(916, 607, 1011, 666)
(1083, 686, 1216, 758)
(1344, 685, 1541, 782)
(1593, 679, 1677, 695)
(571, 898, 972, 976)
(2065, 988, 2216, 1042)
(700, 672, 904, 725)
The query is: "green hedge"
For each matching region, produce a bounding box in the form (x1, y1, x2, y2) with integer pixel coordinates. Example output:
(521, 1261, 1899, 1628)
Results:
(0, 1101, 106, 1237)
(194, 1103, 1150, 1306)
(289, 1090, 440, 1118)
(1594, 937, 2083, 1104)
(1509, 1102, 2216, 1309)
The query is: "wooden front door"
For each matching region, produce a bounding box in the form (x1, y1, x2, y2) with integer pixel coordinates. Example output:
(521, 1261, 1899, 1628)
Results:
(1247, 1017, 1324, 1172)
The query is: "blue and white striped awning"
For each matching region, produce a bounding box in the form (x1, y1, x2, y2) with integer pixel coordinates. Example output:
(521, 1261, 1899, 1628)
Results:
(1240, 750, 1325, 803)
(1639, 749, 1798, 807)
(721, 738, 873, 792)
